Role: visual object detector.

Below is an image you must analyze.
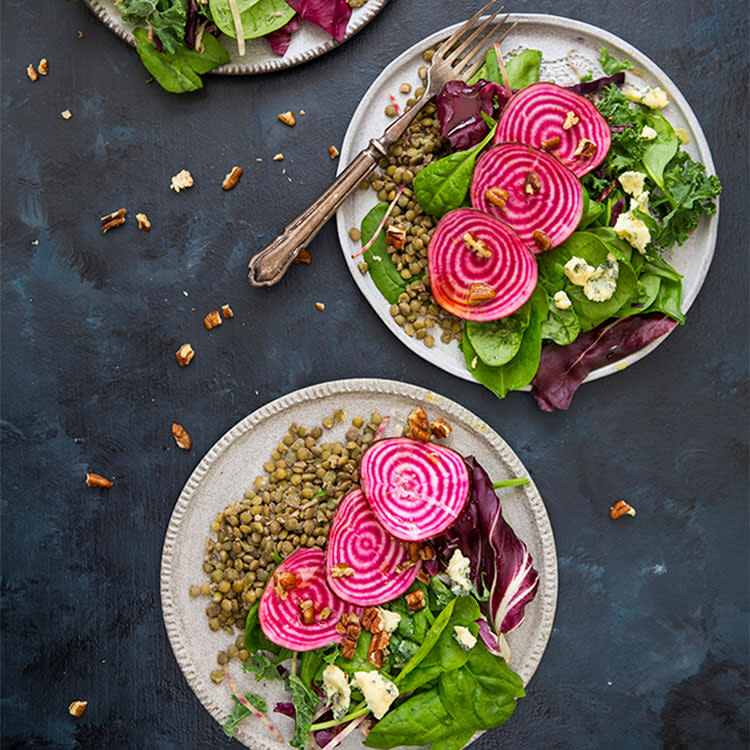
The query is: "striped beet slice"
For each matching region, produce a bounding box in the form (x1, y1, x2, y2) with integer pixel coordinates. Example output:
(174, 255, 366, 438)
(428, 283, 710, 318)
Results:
(427, 208, 537, 321)
(359, 438, 470, 542)
(258, 548, 363, 651)
(470, 143, 583, 254)
(495, 82, 611, 176)
(326, 488, 420, 605)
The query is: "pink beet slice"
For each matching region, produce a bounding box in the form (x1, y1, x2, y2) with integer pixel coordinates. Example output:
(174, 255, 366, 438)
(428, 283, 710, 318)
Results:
(258, 548, 362, 651)
(359, 438, 470, 542)
(326, 488, 420, 606)
(470, 143, 584, 254)
(427, 208, 538, 321)
(495, 82, 611, 176)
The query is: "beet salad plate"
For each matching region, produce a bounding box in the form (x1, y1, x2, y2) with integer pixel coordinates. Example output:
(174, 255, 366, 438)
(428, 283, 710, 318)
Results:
(335, 13, 719, 400)
(161, 378, 557, 750)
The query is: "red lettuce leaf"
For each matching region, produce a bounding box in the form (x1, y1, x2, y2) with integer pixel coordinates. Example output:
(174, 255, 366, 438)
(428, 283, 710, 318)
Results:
(531, 314, 679, 411)
(285, 0, 351, 42)
(265, 16, 300, 57)
(565, 71, 625, 96)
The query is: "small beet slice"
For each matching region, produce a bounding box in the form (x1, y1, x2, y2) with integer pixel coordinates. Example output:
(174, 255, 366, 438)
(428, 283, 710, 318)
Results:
(258, 548, 362, 651)
(359, 438, 470, 542)
(470, 143, 584, 254)
(427, 208, 538, 321)
(495, 82, 611, 176)
(326, 488, 420, 605)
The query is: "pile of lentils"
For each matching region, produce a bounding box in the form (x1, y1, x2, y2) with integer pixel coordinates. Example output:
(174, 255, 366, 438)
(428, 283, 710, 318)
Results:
(350, 50, 464, 348)
(190, 409, 387, 684)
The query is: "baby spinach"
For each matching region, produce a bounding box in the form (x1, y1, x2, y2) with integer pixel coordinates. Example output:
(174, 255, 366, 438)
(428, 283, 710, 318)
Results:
(540, 297, 581, 345)
(465, 302, 531, 367)
(360, 203, 410, 305)
(641, 112, 680, 193)
(468, 47, 501, 85)
(244, 601, 282, 654)
(505, 49, 542, 89)
(119, 0, 187, 54)
(209, 0, 295, 39)
(413, 122, 498, 217)
(285, 672, 319, 750)
(223, 693, 268, 738)
(579, 185, 605, 229)
(597, 45, 634, 75)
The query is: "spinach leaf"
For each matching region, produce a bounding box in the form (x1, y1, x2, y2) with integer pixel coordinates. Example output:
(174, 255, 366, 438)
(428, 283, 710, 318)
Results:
(299, 650, 324, 689)
(244, 601, 280, 654)
(462, 286, 547, 398)
(285, 672, 319, 750)
(222, 692, 268, 738)
(613, 272, 661, 318)
(120, 0, 188, 54)
(334, 630, 376, 676)
(468, 47, 502, 84)
(431, 729, 477, 750)
(428, 577, 453, 611)
(540, 296, 581, 345)
(641, 112, 680, 193)
(208, 0, 295, 39)
(597, 46, 633, 75)
(643, 274, 685, 322)
(579, 185, 605, 229)
(465, 302, 531, 367)
(505, 49, 542, 88)
(413, 122, 498, 217)
(360, 203, 410, 304)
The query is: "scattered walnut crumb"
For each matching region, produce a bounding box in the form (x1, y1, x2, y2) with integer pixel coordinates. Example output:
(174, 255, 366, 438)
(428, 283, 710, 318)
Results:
(26, 64, 38, 81)
(135, 213, 151, 231)
(86, 473, 113, 488)
(175, 343, 195, 366)
(328, 145, 340, 159)
(405, 406, 430, 442)
(298, 110, 305, 116)
(221, 166, 243, 190)
(170, 169, 194, 193)
(574, 137, 597, 159)
(203, 310, 222, 329)
(61, 109, 72, 120)
(610, 500, 636, 519)
(172, 423, 192, 451)
(38, 58, 49, 75)
(221, 304, 233, 319)
(523, 170, 542, 195)
(385, 224, 407, 250)
(100, 208, 126, 233)
(278, 111, 296, 127)
(294, 249, 311, 264)
(430, 418, 452, 439)
(77, 30, 84, 39)
(533, 229, 552, 252)
(315, 302, 325, 311)
(68, 701, 88, 717)
(467, 282, 496, 306)
(405, 589, 426, 611)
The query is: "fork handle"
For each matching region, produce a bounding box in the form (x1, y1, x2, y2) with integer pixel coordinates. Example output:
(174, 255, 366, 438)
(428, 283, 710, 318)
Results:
(248, 139, 387, 287)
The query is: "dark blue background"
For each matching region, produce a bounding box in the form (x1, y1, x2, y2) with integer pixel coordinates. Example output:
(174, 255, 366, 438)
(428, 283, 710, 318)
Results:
(2, 1, 747, 748)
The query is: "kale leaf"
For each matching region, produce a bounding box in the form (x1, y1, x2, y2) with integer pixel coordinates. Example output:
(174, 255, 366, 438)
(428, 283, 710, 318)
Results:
(118, 0, 188, 54)
(597, 45, 634, 75)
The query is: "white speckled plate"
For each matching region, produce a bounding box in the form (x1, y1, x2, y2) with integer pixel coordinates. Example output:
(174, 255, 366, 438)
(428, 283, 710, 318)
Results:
(336, 13, 719, 387)
(83, 0, 388, 74)
(161, 378, 557, 750)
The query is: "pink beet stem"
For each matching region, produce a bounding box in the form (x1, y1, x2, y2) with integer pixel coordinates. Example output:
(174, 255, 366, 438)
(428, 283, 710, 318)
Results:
(372, 415, 389, 441)
(389, 93, 401, 115)
(351, 184, 405, 259)
(320, 715, 367, 750)
(224, 667, 284, 743)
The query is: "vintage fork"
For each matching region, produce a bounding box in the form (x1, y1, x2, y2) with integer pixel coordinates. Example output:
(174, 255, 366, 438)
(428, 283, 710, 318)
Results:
(247, 2, 516, 287)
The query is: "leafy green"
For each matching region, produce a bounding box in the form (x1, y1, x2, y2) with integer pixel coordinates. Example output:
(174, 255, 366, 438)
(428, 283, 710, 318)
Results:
(360, 203, 410, 305)
(428, 577, 454, 611)
(208, 0, 295, 39)
(243, 651, 282, 682)
(505, 49, 542, 89)
(493, 478, 530, 489)
(597, 45, 633, 75)
(222, 693, 268, 738)
(285, 673, 319, 750)
(465, 303, 531, 366)
(467, 47, 501, 85)
(244, 601, 281, 654)
(641, 112, 680, 191)
(539, 296, 581, 345)
(413, 122, 498, 216)
(132, 28, 229, 93)
(118, 0, 188, 54)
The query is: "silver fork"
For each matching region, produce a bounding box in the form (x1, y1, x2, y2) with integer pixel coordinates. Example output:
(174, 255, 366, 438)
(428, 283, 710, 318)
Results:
(248, 2, 515, 287)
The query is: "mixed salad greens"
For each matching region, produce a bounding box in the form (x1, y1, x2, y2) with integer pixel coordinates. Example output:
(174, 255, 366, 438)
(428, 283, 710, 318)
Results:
(116, 0, 357, 92)
(357, 46, 720, 410)
(220, 416, 539, 750)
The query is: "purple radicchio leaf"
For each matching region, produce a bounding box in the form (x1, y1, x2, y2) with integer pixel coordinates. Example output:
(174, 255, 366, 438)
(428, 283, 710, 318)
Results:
(610, 198, 625, 226)
(436, 79, 511, 150)
(476, 618, 503, 656)
(185, 0, 199, 48)
(285, 0, 351, 42)
(274, 701, 296, 718)
(530, 314, 680, 411)
(564, 71, 625, 96)
(265, 16, 300, 57)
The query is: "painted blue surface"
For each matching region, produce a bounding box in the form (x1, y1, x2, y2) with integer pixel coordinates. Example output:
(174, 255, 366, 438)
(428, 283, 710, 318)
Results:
(1, 1, 747, 748)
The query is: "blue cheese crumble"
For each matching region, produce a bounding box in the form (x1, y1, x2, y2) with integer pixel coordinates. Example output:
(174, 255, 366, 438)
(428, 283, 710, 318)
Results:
(565, 254, 620, 302)
(614, 170, 652, 254)
(445, 549, 472, 596)
(453, 625, 477, 651)
(352, 671, 399, 719)
(553, 290, 572, 310)
(624, 85, 669, 109)
(322, 664, 351, 721)
(376, 607, 401, 634)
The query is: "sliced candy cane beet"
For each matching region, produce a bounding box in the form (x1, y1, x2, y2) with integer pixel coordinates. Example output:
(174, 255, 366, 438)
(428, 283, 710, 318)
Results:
(326, 488, 420, 605)
(258, 548, 362, 651)
(470, 143, 584, 254)
(359, 438, 470, 542)
(427, 208, 538, 321)
(495, 82, 611, 176)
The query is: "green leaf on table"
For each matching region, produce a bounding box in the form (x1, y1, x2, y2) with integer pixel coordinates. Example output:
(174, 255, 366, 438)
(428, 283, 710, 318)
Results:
(208, 0, 295, 39)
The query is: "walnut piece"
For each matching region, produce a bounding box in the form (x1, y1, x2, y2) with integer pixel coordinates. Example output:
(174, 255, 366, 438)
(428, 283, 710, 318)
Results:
(610, 500, 636, 519)
(60, 109, 72, 120)
(172, 423, 192, 451)
(203, 310, 222, 329)
(135, 213, 151, 232)
(318, 606, 332, 621)
(315, 302, 325, 311)
(100, 208, 126, 233)
(170, 169, 194, 193)
(26, 64, 38, 81)
(274, 571, 298, 599)
(221, 166, 243, 191)
(405, 589, 426, 611)
(463, 231, 492, 259)
(298, 599, 315, 625)
(175, 344, 195, 366)
(68, 701, 88, 717)
(221, 304, 234, 319)
(330, 562, 355, 578)
(385, 224, 407, 250)
(541, 135, 561, 150)
(574, 138, 597, 159)
(86, 473, 113, 488)
(467, 282, 496, 306)
(485, 186, 508, 208)
(273, 153, 284, 161)
(294, 249, 312, 265)
(328, 145, 340, 159)
(429, 418, 452, 439)
(523, 171, 542, 195)
(362, 607, 383, 634)
(278, 111, 296, 126)
(563, 110, 580, 130)
(406, 406, 430, 442)
(38, 58, 49, 75)
(533, 229, 552, 252)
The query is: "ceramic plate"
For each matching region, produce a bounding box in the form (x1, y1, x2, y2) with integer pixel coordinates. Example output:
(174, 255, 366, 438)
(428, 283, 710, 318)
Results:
(336, 13, 719, 386)
(83, 0, 388, 74)
(161, 378, 557, 750)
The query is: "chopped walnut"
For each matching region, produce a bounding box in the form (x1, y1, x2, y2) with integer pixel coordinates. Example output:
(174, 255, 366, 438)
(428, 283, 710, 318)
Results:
(385, 224, 407, 250)
(278, 111, 296, 126)
(574, 138, 597, 159)
(485, 186, 508, 208)
(221, 166, 243, 190)
(135, 212, 151, 232)
(100, 208, 126, 233)
(294, 249, 312, 264)
(335, 613, 349, 635)
(541, 135, 561, 150)
(523, 171, 542, 195)
(298, 599, 315, 625)
(171, 423, 192, 451)
(68, 701, 88, 717)
(362, 607, 383, 634)
(273, 153, 284, 161)
(463, 231, 493, 259)
(367, 648, 384, 668)
(405, 589, 426, 611)
(395, 559, 416, 573)
(417, 569, 431, 584)
(429, 418, 452, 439)
(60, 109, 72, 120)
(610, 500, 636, 519)
(533, 229, 552, 252)
(467, 282, 496, 306)
(221, 304, 234, 319)
(341, 615, 362, 659)
(86, 473, 113, 488)
(330, 562, 355, 578)
(27, 64, 38, 81)
(274, 571, 298, 599)
(170, 169, 194, 193)
(315, 302, 325, 311)
(175, 344, 195, 366)
(407, 542, 420, 562)
(38, 58, 49, 75)
(318, 606, 332, 621)
(203, 310, 222, 329)
(418, 544, 435, 561)
(406, 406, 430, 442)
(328, 145, 340, 159)
(563, 110, 580, 130)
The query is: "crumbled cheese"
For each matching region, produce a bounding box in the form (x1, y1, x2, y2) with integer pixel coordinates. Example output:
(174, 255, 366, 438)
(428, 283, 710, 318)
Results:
(564, 256, 595, 286)
(351, 671, 399, 720)
(445, 549, 472, 596)
(675, 127, 690, 145)
(614, 210, 651, 254)
(453, 625, 477, 651)
(624, 85, 669, 109)
(553, 290, 572, 310)
(376, 607, 402, 634)
(583, 253, 620, 302)
(170, 169, 194, 192)
(641, 125, 658, 140)
(322, 665, 351, 721)
(618, 171, 647, 199)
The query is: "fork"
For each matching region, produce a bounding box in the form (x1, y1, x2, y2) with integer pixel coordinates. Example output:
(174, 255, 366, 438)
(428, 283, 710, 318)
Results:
(247, 2, 515, 287)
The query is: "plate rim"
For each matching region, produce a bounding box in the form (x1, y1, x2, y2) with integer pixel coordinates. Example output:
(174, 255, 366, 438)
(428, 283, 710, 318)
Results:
(82, 0, 390, 75)
(335, 12, 720, 387)
(160, 377, 558, 749)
